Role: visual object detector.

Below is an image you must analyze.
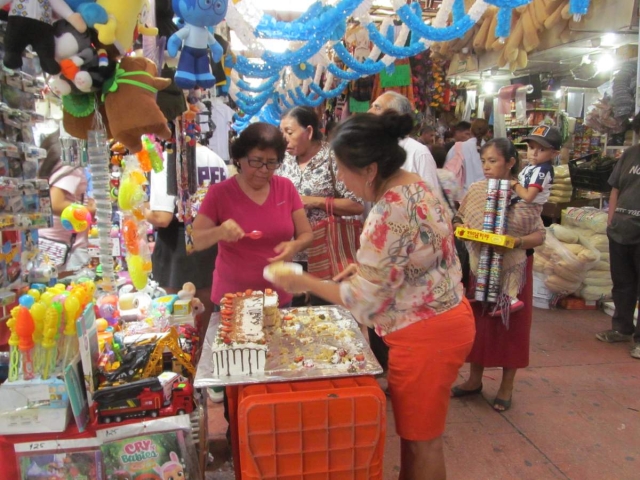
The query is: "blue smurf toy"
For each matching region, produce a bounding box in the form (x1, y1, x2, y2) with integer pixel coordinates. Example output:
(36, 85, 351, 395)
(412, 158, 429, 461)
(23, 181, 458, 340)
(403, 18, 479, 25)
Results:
(168, 0, 228, 89)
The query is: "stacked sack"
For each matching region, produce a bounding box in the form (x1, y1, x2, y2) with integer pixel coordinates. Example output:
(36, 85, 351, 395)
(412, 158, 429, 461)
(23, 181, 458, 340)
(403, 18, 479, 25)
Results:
(548, 165, 572, 204)
(534, 224, 600, 297)
(561, 207, 612, 301)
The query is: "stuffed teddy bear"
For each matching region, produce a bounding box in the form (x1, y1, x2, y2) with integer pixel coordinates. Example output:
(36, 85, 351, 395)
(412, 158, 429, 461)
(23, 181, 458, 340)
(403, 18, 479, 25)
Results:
(167, 0, 228, 89)
(0, 0, 87, 74)
(103, 56, 171, 153)
(177, 282, 205, 316)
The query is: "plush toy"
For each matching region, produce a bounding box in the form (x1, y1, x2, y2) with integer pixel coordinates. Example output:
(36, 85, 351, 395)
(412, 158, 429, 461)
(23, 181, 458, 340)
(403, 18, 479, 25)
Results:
(50, 19, 115, 95)
(178, 282, 204, 316)
(136, 0, 158, 37)
(65, 0, 108, 28)
(93, 0, 149, 56)
(103, 56, 171, 153)
(62, 101, 112, 140)
(0, 0, 87, 74)
(168, 0, 229, 89)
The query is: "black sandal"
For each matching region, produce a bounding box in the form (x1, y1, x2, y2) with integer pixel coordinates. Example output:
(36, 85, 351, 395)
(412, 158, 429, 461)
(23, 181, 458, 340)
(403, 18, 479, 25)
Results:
(493, 397, 512, 412)
(451, 384, 483, 398)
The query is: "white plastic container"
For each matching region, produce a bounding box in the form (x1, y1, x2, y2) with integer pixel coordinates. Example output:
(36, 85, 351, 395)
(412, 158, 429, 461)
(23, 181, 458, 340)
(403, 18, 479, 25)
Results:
(533, 272, 553, 309)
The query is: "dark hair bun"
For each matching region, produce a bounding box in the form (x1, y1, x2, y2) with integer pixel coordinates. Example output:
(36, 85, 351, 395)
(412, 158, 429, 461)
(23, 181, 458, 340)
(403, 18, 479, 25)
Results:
(380, 111, 414, 140)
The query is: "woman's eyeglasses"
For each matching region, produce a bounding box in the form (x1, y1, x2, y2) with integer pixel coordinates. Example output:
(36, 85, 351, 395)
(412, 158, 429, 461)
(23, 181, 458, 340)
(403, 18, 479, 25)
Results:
(247, 158, 281, 170)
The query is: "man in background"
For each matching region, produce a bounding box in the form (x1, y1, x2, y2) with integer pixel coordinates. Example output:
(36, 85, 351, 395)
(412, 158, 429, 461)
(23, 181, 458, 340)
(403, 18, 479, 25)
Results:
(368, 91, 439, 191)
(445, 121, 472, 153)
(417, 124, 437, 147)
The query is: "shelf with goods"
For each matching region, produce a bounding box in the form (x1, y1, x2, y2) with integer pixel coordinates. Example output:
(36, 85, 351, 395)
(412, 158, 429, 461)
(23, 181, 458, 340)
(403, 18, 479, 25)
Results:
(505, 92, 560, 148)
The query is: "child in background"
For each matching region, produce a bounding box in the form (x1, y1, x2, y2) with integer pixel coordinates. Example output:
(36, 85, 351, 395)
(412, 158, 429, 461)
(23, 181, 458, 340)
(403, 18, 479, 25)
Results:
(511, 125, 561, 211)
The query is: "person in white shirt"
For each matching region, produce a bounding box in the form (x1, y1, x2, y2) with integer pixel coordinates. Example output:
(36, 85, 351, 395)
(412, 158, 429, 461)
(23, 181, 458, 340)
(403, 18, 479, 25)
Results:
(145, 142, 228, 325)
(444, 119, 489, 193)
(368, 92, 439, 191)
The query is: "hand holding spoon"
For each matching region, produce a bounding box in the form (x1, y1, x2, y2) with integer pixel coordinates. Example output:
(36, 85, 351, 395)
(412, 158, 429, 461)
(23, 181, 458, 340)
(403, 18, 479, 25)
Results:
(245, 230, 263, 240)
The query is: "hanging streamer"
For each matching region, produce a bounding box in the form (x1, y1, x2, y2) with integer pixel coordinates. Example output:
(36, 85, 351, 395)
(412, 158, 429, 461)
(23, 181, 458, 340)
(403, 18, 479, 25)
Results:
(309, 80, 349, 99)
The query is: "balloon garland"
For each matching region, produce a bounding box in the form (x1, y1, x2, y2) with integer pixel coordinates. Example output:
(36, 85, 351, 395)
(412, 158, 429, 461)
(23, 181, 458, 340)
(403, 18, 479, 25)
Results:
(226, 0, 592, 129)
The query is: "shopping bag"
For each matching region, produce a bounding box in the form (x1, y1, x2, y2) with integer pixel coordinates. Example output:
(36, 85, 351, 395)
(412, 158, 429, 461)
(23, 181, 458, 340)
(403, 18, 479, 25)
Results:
(307, 197, 362, 280)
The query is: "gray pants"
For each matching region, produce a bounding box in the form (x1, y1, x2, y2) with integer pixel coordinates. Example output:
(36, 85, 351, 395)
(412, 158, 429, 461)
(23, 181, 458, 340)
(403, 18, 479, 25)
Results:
(609, 237, 640, 343)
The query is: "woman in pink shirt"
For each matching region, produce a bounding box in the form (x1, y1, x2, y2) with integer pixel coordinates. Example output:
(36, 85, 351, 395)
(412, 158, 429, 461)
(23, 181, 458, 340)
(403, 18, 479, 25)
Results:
(192, 123, 313, 306)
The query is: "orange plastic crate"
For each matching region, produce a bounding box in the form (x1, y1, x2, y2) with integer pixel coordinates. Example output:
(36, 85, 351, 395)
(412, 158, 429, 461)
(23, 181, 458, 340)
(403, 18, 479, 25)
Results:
(237, 376, 386, 480)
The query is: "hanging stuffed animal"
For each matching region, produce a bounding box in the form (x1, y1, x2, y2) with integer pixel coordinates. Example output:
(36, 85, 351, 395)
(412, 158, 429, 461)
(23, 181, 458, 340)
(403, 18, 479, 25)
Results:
(0, 0, 87, 74)
(50, 19, 114, 95)
(167, 0, 229, 89)
(103, 56, 172, 153)
(92, 0, 147, 56)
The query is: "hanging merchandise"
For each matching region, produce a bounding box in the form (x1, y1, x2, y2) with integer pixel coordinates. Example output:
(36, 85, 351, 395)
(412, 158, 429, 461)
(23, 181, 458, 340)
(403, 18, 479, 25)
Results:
(167, 0, 229, 89)
(610, 60, 637, 121)
(1, 0, 88, 75)
(117, 156, 151, 291)
(88, 129, 116, 291)
(102, 57, 172, 153)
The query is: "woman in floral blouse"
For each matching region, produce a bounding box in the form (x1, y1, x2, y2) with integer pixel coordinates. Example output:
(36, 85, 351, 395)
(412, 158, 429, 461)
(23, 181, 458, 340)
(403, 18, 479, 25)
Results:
(272, 112, 475, 480)
(278, 106, 363, 233)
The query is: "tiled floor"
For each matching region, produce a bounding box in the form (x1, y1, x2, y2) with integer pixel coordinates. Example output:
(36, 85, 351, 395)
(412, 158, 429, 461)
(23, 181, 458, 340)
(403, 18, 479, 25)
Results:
(206, 307, 640, 479)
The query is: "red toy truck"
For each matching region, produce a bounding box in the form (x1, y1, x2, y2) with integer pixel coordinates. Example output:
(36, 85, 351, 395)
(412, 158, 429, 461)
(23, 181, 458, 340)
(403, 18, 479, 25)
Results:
(92, 372, 194, 424)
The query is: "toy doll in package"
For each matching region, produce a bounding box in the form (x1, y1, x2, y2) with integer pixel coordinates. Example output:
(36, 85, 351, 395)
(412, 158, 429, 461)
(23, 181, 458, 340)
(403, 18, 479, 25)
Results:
(15, 439, 103, 480)
(101, 430, 197, 479)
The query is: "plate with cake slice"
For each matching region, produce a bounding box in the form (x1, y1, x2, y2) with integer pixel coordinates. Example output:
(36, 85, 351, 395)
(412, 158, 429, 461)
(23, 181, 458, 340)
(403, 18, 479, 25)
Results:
(263, 261, 303, 282)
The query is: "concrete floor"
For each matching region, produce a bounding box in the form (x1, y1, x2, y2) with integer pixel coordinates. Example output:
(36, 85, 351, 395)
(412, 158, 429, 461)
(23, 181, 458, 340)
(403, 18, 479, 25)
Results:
(206, 307, 640, 480)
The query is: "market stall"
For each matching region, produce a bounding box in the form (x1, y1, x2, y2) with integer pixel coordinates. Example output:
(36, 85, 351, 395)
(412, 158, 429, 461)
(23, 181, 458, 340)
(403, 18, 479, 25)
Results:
(195, 305, 385, 479)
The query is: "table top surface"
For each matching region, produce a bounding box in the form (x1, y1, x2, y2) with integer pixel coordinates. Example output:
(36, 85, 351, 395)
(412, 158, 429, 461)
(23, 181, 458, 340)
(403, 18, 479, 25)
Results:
(194, 305, 382, 388)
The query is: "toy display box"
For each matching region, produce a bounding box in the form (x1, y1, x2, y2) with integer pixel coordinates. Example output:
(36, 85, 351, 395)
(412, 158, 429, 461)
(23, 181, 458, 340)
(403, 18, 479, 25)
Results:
(0, 376, 71, 435)
(455, 227, 516, 248)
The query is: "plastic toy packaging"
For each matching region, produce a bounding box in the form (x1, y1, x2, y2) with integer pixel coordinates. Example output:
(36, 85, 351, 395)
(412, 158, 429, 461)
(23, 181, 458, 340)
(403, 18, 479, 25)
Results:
(97, 415, 200, 479)
(117, 155, 152, 291)
(15, 438, 103, 480)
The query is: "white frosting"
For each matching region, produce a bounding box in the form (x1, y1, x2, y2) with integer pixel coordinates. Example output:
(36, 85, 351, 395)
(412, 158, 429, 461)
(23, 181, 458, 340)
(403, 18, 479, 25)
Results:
(211, 343, 267, 376)
(211, 291, 280, 377)
(239, 295, 265, 342)
(264, 293, 278, 309)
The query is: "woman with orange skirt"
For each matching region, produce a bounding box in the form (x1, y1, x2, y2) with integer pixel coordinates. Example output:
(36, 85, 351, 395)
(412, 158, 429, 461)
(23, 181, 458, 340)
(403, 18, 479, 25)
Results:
(272, 111, 475, 480)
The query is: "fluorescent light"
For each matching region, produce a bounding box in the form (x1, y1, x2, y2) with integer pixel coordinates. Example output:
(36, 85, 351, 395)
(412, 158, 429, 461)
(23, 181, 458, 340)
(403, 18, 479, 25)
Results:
(555, 90, 562, 99)
(601, 33, 617, 47)
(597, 53, 615, 72)
(483, 82, 495, 94)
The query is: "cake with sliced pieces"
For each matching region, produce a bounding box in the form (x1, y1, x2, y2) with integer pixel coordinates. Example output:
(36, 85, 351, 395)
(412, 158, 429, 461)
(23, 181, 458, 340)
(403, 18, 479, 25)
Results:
(211, 290, 278, 377)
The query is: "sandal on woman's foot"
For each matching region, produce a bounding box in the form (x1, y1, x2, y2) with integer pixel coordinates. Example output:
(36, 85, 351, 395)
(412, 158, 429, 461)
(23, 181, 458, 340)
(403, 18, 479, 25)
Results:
(493, 397, 512, 412)
(451, 384, 483, 398)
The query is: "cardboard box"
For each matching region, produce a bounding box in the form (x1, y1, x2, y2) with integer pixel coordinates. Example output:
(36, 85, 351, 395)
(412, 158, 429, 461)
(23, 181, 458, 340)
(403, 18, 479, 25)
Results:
(455, 227, 516, 248)
(0, 377, 71, 435)
(557, 296, 598, 310)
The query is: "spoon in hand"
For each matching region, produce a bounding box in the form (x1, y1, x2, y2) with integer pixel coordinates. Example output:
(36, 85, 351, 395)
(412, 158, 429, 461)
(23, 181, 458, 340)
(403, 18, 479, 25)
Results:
(245, 230, 263, 240)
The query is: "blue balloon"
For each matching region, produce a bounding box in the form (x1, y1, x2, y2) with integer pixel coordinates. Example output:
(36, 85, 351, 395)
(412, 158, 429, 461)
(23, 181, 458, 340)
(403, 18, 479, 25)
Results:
(19, 295, 35, 308)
